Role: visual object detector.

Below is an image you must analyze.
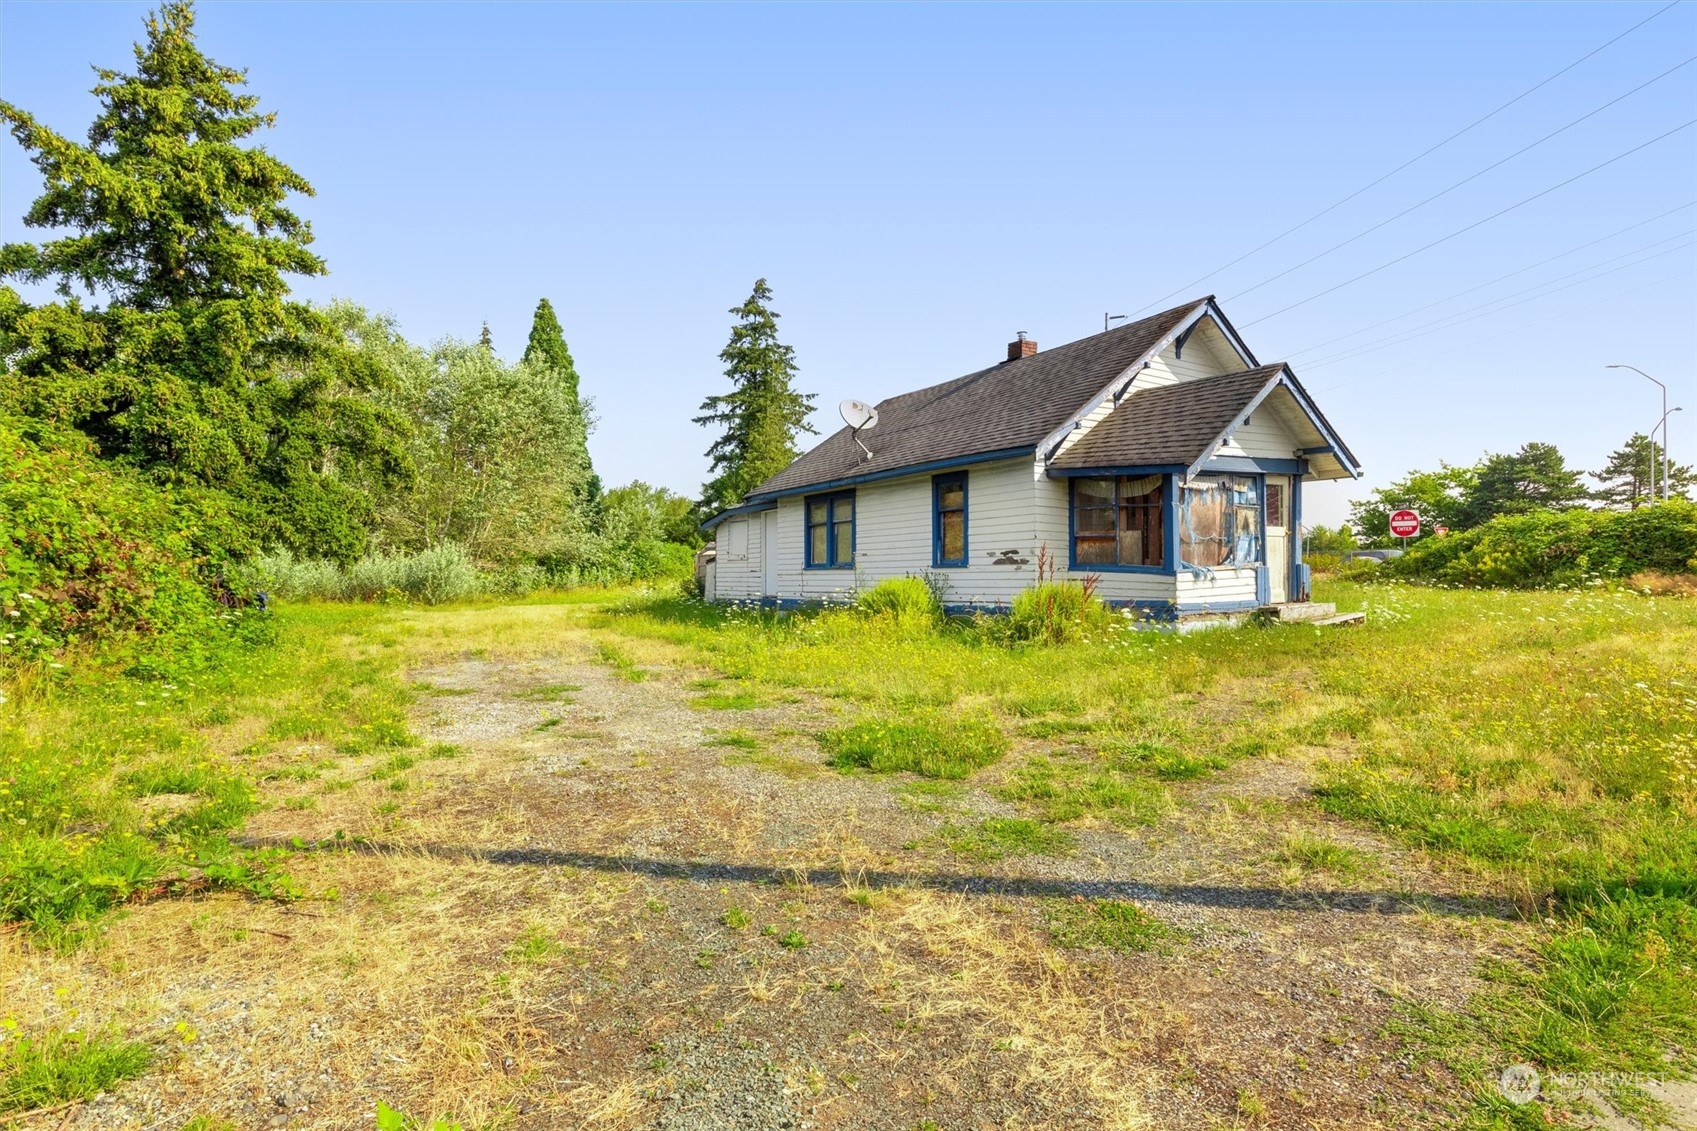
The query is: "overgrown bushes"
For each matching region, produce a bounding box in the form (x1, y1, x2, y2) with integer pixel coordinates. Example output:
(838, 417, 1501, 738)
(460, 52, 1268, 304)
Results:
(1006, 579, 1114, 644)
(0, 417, 236, 669)
(1385, 500, 1697, 588)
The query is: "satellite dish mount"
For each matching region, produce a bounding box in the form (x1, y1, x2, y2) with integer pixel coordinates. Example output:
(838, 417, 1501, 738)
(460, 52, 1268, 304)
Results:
(839, 399, 879, 461)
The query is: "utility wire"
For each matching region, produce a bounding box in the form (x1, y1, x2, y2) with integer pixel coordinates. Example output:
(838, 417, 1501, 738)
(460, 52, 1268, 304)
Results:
(1238, 116, 1697, 328)
(1224, 53, 1697, 304)
(1282, 201, 1696, 358)
(1302, 237, 1696, 369)
(1124, 0, 1686, 317)
(1313, 267, 1695, 394)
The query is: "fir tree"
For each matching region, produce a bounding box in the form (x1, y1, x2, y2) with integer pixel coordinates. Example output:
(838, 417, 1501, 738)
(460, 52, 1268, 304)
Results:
(695, 279, 816, 512)
(0, 1, 408, 561)
(479, 322, 494, 351)
(522, 297, 597, 499)
(1594, 433, 1695, 508)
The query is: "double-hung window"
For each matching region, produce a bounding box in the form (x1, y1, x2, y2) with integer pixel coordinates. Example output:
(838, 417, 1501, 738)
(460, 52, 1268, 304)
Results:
(1180, 475, 1262, 567)
(805, 491, 855, 568)
(1070, 474, 1165, 569)
(932, 472, 968, 567)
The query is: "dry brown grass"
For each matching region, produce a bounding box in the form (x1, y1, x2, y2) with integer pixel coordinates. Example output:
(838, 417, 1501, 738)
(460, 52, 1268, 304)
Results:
(1628, 569, 1697, 598)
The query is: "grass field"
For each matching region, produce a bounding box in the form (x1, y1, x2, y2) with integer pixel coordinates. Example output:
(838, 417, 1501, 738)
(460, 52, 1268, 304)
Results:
(1, 579, 1692, 1128)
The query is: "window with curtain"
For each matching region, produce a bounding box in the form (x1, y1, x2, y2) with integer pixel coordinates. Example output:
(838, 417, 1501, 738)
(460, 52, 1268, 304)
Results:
(1180, 475, 1261, 567)
(805, 491, 855, 568)
(933, 472, 967, 567)
(1070, 474, 1165, 568)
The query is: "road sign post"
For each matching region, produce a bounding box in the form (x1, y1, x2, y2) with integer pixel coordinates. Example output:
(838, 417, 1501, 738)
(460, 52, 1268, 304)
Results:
(1389, 508, 1420, 549)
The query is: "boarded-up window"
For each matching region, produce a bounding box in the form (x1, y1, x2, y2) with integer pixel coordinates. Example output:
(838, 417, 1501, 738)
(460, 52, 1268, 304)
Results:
(1071, 475, 1164, 568)
(1181, 475, 1261, 567)
(722, 519, 749, 560)
(933, 472, 968, 567)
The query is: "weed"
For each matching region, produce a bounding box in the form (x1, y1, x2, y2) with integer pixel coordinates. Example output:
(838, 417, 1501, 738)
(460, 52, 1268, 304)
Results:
(595, 642, 647, 682)
(505, 923, 564, 965)
(997, 756, 1170, 825)
(820, 716, 1007, 779)
(0, 1027, 152, 1112)
(778, 928, 808, 949)
(693, 691, 762, 710)
(1272, 832, 1369, 877)
(940, 818, 1076, 862)
(1046, 898, 1179, 953)
(721, 906, 752, 929)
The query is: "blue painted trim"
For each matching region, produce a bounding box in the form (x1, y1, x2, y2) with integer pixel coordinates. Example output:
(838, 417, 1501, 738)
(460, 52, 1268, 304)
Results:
(1298, 446, 1334, 456)
(1163, 473, 1181, 571)
(1173, 322, 1197, 360)
(803, 489, 856, 570)
(1066, 474, 1178, 574)
(1273, 374, 1361, 476)
(1048, 464, 1187, 479)
(1255, 471, 1271, 606)
(1202, 456, 1307, 475)
(932, 471, 969, 568)
(747, 446, 1034, 504)
(1290, 474, 1305, 600)
(700, 499, 778, 532)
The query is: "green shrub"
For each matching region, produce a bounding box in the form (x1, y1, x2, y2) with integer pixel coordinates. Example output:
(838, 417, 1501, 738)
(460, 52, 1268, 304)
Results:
(856, 577, 942, 630)
(0, 416, 230, 668)
(1386, 501, 1697, 588)
(1006, 580, 1114, 645)
(820, 715, 1007, 778)
(243, 544, 487, 604)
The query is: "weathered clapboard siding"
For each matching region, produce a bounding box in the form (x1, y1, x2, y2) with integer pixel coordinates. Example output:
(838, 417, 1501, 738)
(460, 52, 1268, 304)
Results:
(710, 515, 764, 600)
(1177, 567, 1260, 610)
(764, 457, 1053, 606)
(1139, 317, 1245, 388)
(1052, 321, 1237, 463)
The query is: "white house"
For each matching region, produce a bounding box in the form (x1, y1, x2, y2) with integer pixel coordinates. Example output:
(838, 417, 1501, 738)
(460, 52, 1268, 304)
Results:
(701, 297, 1359, 622)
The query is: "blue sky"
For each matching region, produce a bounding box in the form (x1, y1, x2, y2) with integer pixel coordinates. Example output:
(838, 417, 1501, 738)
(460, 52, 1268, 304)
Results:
(3, 1, 1694, 526)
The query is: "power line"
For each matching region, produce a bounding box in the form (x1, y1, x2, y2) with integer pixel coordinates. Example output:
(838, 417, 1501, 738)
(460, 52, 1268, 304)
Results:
(1224, 53, 1697, 304)
(1313, 267, 1696, 394)
(1282, 201, 1697, 358)
(1301, 237, 1696, 369)
(1124, 0, 1686, 318)
(1239, 116, 1697, 328)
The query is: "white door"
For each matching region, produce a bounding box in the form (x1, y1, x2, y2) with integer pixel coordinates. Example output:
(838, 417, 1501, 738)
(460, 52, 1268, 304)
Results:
(1265, 475, 1291, 604)
(761, 510, 778, 598)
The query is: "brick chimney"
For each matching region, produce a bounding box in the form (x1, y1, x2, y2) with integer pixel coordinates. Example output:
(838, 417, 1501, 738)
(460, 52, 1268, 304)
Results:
(1007, 331, 1037, 362)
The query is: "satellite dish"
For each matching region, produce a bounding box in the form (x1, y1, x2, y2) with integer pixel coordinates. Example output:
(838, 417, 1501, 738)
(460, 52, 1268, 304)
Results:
(839, 399, 879, 431)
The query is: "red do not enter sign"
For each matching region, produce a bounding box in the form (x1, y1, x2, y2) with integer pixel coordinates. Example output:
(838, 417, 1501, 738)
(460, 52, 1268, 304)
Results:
(1389, 509, 1421, 538)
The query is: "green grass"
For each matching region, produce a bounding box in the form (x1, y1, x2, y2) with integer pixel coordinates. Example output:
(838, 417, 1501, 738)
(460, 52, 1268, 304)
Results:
(0, 1027, 152, 1112)
(599, 580, 1697, 1119)
(819, 716, 1007, 779)
(939, 817, 1076, 861)
(692, 690, 763, 710)
(1045, 898, 1178, 952)
(0, 603, 414, 943)
(1271, 831, 1370, 877)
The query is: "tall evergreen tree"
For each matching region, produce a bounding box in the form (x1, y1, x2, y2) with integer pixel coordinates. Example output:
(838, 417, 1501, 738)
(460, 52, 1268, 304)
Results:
(522, 297, 597, 499)
(0, 1, 407, 561)
(1594, 432, 1695, 508)
(1457, 442, 1590, 528)
(695, 279, 816, 512)
(479, 322, 494, 351)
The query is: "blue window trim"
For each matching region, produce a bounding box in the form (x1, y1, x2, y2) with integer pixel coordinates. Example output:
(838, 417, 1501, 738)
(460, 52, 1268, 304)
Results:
(1066, 473, 1177, 575)
(932, 471, 969, 568)
(803, 490, 856, 570)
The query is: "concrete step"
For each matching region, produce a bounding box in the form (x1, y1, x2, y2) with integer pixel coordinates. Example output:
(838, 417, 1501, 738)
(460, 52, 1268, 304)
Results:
(1312, 612, 1366, 628)
(1258, 602, 1337, 623)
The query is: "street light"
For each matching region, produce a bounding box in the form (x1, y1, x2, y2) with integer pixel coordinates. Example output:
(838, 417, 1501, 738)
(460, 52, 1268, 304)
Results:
(1652, 407, 1685, 503)
(1608, 365, 1670, 501)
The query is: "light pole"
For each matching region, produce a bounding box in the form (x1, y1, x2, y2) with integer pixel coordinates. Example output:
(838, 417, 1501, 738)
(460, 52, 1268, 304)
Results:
(1608, 365, 1669, 501)
(1653, 407, 1684, 503)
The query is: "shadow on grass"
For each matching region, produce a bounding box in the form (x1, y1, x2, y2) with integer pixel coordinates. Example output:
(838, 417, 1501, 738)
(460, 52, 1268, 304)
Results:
(236, 835, 1515, 919)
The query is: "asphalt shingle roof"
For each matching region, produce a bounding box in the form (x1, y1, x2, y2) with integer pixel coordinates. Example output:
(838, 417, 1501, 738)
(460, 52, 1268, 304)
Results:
(748, 299, 1206, 499)
(1049, 365, 1288, 471)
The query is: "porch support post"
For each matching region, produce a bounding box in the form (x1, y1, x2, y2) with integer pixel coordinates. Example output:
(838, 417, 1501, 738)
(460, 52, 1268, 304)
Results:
(1291, 475, 1307, 602)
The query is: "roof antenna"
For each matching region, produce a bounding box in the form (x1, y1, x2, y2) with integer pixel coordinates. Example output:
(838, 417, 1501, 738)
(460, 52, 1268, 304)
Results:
(1105, 313, 1128, 332)
(839, 398, 879, 461)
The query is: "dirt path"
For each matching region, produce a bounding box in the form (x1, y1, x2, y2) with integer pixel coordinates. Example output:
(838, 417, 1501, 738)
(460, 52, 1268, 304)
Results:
(19, 618, 1530, 1130)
